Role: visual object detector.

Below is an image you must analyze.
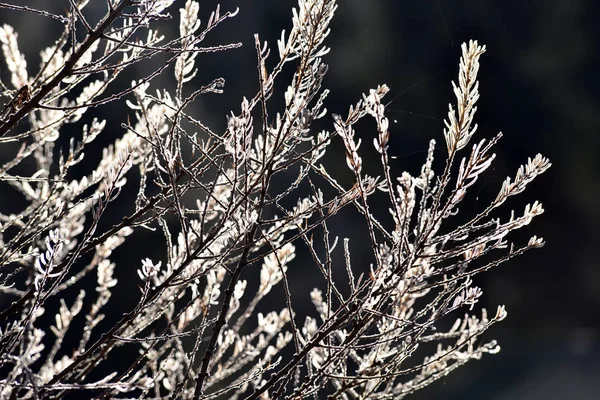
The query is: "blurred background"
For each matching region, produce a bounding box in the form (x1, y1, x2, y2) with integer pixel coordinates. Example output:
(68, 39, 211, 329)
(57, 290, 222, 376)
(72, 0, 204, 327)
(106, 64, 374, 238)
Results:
(1, 1, 599, 399)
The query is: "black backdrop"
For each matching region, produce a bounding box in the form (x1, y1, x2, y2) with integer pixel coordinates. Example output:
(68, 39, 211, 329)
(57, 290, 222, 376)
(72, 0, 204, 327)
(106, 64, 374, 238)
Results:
(1, 1, 598, 399)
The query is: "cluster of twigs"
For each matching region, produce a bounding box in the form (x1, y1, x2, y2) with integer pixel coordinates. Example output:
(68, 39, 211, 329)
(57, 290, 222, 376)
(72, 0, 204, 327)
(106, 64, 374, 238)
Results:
(0, 1, 549, 399)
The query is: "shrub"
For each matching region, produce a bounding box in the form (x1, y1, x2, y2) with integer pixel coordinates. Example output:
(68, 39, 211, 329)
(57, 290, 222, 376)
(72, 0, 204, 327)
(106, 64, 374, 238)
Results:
(0, 1, 550, 398)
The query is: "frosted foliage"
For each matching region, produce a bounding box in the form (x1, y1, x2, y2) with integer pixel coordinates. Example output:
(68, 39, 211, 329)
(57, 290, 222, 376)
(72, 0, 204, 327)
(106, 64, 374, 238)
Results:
(0, 1, 549, 399)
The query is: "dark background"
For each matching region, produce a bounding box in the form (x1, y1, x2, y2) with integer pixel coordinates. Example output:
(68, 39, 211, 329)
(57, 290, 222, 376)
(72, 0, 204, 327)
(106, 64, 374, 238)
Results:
(1, 1, 599, 399)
